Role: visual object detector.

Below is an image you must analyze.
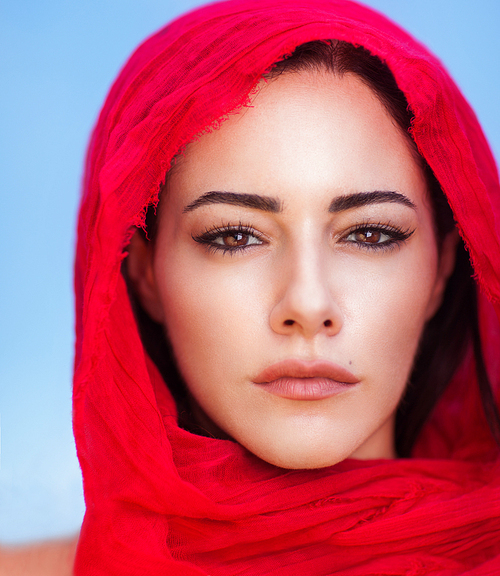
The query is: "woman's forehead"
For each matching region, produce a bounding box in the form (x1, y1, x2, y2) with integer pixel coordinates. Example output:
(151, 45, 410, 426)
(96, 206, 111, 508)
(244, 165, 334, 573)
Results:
(163, 70, 428, 212)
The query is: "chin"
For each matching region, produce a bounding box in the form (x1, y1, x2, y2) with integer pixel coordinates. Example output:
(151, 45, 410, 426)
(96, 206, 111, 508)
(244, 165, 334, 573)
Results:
(251, 443, 354, 470)
(237, 428, 363, 470)
(231, 413, 396, 469)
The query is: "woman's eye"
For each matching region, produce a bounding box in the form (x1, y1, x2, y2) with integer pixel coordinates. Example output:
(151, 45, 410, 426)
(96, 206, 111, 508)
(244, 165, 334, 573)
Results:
(343, 225, 414, 249)
(193, 226, 264, 253)
(213, 231, 261, 248)
(346, 228, 388, 244)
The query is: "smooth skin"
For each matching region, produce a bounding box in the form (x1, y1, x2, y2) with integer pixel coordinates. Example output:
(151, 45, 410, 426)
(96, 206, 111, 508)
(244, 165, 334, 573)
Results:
(128, 70, 457, 469)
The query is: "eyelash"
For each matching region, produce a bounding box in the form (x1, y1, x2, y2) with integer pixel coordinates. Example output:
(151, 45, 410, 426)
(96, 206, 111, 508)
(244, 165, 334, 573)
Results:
(192, 221, 415, 254)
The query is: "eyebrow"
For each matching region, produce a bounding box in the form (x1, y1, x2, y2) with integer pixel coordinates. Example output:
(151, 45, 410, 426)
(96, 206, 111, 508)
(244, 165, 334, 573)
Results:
(183, 189, 416, 214)
(183, 191, 282, 213)
(329, 191, 416, 212)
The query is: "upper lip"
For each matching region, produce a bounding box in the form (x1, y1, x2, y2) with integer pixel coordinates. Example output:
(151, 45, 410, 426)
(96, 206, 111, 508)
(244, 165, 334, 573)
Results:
(252, 359, 360, 385)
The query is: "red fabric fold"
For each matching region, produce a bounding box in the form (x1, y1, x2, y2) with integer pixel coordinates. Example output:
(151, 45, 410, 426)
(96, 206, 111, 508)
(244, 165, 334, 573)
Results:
(73, 1, 500, 573)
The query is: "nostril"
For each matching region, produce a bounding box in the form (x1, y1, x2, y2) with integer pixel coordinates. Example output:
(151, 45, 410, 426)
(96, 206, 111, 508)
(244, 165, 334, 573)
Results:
(324, 319, 332, 327)
(284, 319, 294, 326)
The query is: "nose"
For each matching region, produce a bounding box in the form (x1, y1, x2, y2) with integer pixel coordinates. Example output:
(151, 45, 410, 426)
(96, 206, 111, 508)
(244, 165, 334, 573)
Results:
(269, 249, 343, 338)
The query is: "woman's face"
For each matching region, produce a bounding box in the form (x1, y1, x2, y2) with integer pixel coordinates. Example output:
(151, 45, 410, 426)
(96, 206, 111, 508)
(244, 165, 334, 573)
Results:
(131, 70, 454, 469)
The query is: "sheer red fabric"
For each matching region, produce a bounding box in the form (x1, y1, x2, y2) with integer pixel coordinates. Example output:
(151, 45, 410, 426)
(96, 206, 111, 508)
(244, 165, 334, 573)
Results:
(73, 0, 500, 574)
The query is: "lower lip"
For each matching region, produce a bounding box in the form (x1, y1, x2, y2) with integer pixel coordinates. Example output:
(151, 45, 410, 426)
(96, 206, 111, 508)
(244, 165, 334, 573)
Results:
(256, 377, 356, 400)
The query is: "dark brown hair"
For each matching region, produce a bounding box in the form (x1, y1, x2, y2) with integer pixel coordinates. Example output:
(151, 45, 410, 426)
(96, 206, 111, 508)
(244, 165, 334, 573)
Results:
(131, 40, 500, 455)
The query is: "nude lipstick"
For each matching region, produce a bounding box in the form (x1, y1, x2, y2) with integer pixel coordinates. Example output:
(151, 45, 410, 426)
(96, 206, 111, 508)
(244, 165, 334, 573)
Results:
(252, 359, 360, 400)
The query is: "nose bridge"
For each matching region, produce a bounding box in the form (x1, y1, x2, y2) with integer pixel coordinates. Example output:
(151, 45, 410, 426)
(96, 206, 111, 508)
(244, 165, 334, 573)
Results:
(291, 245, 329, 308)
(270, 237, 342, 338)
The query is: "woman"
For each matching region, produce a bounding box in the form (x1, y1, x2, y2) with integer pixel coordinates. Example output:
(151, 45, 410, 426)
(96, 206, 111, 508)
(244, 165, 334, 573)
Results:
(73, 0, 500, 573)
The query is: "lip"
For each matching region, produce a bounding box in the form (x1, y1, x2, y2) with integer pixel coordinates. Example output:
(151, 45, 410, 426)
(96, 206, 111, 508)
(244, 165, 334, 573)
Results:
(252, 359, 360, 400)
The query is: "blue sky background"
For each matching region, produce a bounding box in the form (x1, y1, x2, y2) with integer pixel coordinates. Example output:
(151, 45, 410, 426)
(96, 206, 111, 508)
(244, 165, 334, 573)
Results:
(0, 0, 499, 544)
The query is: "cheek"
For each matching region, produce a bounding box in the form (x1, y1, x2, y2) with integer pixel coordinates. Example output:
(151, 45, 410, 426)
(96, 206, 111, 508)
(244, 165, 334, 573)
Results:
(344, 243, 439, 386)
(154, 254, 267, 384)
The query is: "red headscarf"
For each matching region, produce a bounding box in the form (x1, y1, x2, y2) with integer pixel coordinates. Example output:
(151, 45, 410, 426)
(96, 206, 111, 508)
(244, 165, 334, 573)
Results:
(73, 0, 500, 573)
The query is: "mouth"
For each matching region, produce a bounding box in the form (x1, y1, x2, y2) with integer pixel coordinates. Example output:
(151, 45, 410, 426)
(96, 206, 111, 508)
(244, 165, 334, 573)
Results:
(252, 359, 360, 400)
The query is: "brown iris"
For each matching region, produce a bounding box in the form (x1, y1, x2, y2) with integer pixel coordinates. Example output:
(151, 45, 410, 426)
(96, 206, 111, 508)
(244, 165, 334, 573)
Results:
(354, 229, 381, 244)
(223, 232, 249, 247)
